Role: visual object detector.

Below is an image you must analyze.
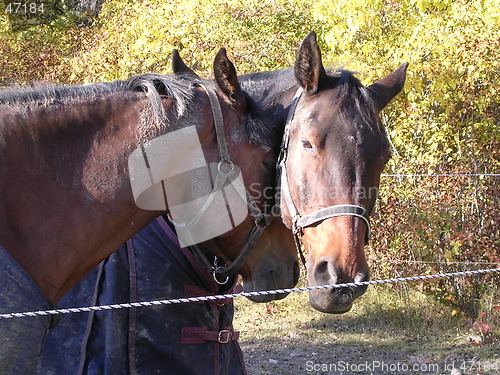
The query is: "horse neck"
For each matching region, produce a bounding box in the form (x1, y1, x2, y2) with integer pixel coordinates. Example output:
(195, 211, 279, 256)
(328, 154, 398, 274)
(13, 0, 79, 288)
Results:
(240, 68, 299, 132)
(0, 91, 161, 301)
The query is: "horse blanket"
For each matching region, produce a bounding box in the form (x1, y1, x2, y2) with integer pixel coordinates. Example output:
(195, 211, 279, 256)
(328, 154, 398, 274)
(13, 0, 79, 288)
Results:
(0, 244, 55, 375)
(36, 217, 247, 375)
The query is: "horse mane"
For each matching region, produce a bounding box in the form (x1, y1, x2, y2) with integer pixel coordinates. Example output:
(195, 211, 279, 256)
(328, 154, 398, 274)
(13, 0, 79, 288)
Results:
(0, 74, 194, 118)
(128, 74, 278, 151)
(242, 92, 281, 152)
(0, 74, 278, 153)
(0, 81, 126, 108)
(127, 73, 195, 123)
(239, 69, 297, 153)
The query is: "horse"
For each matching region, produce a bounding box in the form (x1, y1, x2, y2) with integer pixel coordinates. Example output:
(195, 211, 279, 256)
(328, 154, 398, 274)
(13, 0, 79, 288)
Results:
(281, 33, 406, 313)
(247, 32, 406, 313)
(0, 49, 298, 374)
(175, 31, 407, 314)
(34, 52, 296, 375)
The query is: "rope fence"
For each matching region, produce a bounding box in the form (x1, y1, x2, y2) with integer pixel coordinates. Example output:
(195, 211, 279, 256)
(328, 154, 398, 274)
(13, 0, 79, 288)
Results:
(381, 173, 500, 178)
(1, 268, 499, 321)
(369, 259, 499, 266)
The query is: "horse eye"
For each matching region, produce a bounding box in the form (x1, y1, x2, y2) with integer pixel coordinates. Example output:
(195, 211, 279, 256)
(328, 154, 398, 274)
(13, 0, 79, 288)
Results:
(302, 139, 313, 151)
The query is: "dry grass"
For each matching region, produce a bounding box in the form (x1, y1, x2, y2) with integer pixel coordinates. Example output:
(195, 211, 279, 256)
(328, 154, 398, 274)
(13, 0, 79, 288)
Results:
(234, 273, 499, 375)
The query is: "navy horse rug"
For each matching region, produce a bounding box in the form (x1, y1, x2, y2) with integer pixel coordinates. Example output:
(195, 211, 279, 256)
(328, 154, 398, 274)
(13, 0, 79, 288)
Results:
(0, 245, 57, 375)
(36, 217, 247, 375)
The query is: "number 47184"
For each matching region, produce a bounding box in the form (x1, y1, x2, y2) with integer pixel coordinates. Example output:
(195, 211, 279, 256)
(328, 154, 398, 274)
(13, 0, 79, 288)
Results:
(5, 2, 45, 14)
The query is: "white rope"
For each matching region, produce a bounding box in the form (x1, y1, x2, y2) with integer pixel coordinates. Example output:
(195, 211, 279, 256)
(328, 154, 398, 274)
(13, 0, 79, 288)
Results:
(369, 259, 499, 266)
(381, 173, 500, 178)
(0, 268, 498, 320)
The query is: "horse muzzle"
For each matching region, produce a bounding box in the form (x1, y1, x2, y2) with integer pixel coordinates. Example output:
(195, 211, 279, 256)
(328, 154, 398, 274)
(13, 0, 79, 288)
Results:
(242, 259, 300, 303)
(307, 262, 369, 314)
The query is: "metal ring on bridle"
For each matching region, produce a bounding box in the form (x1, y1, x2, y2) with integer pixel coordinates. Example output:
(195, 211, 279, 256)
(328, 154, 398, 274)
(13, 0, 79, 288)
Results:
(213, 268, 230, 285)
(217, 159, 234, 174)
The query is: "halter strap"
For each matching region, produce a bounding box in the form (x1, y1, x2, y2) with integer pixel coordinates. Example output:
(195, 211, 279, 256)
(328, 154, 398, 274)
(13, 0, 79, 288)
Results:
(183, 83, 271, 282)
(168, 84, 241, 233)
(278, 88, 303, 226)
(296, 205, 371, 241)
(200, 83, 231, 164)
(212, 217, 269, 281)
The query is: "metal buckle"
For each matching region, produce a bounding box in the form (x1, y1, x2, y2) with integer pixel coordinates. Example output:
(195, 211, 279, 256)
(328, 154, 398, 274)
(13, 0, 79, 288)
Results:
(291, 215, 300, 234)
(217, 159, 234, 174)
(218, 330, 231, 344)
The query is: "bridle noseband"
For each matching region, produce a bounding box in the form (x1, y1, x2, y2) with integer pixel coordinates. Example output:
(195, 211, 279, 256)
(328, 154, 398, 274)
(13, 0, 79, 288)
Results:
(277, 88, 371, 263)
(181, 83, 273, 284)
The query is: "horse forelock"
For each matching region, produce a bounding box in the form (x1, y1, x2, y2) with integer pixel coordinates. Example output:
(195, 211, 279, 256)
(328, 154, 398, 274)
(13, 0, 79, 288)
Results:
(324, 69, 384, 134)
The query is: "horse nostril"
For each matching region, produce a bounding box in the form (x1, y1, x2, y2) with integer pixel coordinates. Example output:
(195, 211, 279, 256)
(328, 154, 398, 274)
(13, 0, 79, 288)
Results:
(313, 260, 338, 285)
(316, 260, 328, 274)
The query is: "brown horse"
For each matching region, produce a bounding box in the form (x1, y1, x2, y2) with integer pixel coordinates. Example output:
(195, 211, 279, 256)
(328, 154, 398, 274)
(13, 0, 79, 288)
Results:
(229, 32, 406, 313)
(0, 49, 297, 374)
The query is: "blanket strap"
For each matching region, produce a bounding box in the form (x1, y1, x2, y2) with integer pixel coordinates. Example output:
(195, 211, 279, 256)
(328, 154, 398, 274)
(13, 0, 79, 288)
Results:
(181, 327, 240, 344)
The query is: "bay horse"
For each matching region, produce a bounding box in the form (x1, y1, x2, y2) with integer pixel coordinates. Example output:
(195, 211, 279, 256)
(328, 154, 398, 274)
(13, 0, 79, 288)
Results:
(176, 32, 407, 314)
(0, 49, 298, 374)
(281, 33, 406, 313)
(251, 32, 406, 313)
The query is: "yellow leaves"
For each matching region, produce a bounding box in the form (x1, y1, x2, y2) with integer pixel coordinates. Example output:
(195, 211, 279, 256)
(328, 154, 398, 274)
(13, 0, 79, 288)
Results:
(1, 0, 497, 178)
(413, 0, 453, 12)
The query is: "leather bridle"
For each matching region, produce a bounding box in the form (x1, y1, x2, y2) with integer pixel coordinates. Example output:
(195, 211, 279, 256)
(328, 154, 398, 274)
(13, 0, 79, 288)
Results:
(277, 88, 371, 264)
(180, 83, 273, 284)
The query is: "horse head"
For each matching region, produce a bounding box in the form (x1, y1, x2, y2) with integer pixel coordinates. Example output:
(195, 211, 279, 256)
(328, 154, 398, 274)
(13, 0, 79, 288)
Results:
(280, 31, 407, 313)
(173, 49, 299, 301)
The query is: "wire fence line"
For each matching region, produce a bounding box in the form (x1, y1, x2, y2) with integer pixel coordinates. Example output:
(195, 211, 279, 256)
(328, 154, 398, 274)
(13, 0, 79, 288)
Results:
(381, 173, 500, 178)
(375, 171, 499, 269)
(1, 268, 499, 321)
(369, 259, 499, 266)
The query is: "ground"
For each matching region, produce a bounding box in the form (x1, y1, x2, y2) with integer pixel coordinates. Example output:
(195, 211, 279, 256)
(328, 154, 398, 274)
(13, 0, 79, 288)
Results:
(233, 280, 499, 375)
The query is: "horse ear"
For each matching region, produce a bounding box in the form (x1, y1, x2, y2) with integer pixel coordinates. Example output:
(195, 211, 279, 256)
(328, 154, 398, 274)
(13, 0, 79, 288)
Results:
(171, 49, 199, 77)
(213, 48, 245, 109)
(368, 63, 408, 111)
(294, 31, 328, 95)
